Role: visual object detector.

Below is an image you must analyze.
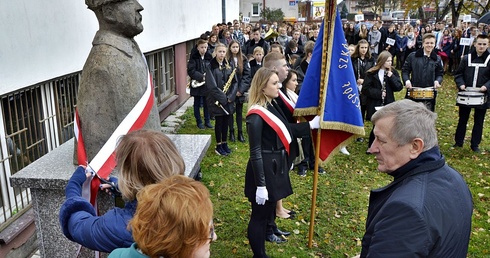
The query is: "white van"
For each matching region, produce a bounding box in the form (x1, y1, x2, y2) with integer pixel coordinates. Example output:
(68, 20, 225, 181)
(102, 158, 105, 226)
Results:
(382, 10, 410, 21)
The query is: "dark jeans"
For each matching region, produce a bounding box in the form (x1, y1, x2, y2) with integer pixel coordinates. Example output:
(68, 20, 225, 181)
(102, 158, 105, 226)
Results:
(455, 106, 487, 148)
(193, 96, 210, 126)
(248, 200, 276, 258)
(214, 115, 229, 143)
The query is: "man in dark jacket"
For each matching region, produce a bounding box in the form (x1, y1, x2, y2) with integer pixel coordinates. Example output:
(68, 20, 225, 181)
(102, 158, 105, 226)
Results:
(453, 34, 490, 153)
(402, 33, 444, 112)
(187, 39, 213, 129)
(359, 99, 473, 258)
(244, 28, 269, 57)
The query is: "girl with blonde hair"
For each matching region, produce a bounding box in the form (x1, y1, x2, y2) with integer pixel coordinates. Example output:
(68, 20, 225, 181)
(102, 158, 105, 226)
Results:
(245, 67, 318, 257)
(205, 43, 238, 155)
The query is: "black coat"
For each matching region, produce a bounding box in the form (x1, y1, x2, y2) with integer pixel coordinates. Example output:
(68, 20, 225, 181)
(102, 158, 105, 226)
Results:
(244, 101, 310, 202)
(384, 30, 397, 56)
(360, 147, 472, 257)
(187, 47, 213, 97)
(243, 38, 269, 57)
(231, 54, 252, 103)
(352, 56, 376, 106)
(362, 68, 403, 120)
(205, 58, 238, 116)
(453, 49, 490, 109)
(402, 49, 444, 88)
(249, 59, 262, 80)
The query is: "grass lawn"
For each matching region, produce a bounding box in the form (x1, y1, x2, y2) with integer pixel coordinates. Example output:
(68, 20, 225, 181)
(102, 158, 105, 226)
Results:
(175, 73, 489, 258)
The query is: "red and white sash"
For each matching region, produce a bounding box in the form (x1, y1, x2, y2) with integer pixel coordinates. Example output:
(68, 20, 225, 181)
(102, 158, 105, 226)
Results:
(247, 105, 292, 154)
(74, 70, 154, 207)
(278, 89, 295, 114)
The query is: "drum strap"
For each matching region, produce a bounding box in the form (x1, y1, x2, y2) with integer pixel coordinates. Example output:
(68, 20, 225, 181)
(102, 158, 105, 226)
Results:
(467, 54, 490, 88)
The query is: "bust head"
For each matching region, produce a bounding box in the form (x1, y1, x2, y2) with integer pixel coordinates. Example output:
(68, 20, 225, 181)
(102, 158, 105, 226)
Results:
(88, 0, 144, 38)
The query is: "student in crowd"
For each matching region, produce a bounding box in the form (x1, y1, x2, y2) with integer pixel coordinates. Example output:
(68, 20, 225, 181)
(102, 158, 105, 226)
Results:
(368, 24, 381, 60)
(344, 23, 356, 45)
(109, 175, 216, 258)
(356, 23, 369, 43)
(395, 28, 407, 70)
(188, 39, 213, 130)
(249, 46, 264, 79)
(402, 33, 444, 112)
(384, 24, 397, 58)
(439, 28, 454, 73)
(285, 40, 304, 64)
(351, 39, 376, 122)
(296, 41, 315, 93)
(362, 51, 403, 150)
(453, 34, 490, 153)
(227, 40, 251, 143)
(205, 43, 237, 156)
(244, 28, 269, 57)
(207, 33, 219, 56)
(60, 130, 185, 253)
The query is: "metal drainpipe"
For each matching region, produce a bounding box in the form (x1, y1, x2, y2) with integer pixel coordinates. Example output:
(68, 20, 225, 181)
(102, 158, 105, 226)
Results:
(222, 0, 226, 23)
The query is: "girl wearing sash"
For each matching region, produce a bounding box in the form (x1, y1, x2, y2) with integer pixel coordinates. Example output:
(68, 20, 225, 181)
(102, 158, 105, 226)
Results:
(60, 130, 185, 252)
(245, 68, 318, 258)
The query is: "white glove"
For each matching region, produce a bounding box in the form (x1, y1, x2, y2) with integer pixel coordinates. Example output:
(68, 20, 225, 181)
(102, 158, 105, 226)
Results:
(255, 186, 268, 205)
(309, 115, 321, 129)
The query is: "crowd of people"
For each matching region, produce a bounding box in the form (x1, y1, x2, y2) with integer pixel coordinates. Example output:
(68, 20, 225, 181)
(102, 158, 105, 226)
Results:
(59, 2, 481, 256)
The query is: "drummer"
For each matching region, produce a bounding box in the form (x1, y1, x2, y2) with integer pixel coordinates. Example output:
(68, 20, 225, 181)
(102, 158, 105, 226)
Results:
(453, 34, 490, 153)
(402, 33, 444, 111)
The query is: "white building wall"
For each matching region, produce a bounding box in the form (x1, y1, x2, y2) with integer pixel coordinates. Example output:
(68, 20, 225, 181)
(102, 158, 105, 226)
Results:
(224, 0, 241, 23)
(0, 0, 226, 95)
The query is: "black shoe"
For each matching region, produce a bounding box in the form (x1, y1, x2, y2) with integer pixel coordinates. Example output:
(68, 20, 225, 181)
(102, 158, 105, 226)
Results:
(356, 137, 364, 142)
(197, 124, 205, 129)
(266, 234, 287, 243)
(238, 132, 245, 142)
(274, 229, 291, 237)
(297, 167, 307, 177)
(317, 167, 326, 174)
(205, 122, 213, 128)
(452, 143, 463, 148)
(471, 146, 481, 153)
(288, 210, 296, 215)
(215, 145, 228, 156)
(222, 142, 232, 154)
(229, 132, 236, 142)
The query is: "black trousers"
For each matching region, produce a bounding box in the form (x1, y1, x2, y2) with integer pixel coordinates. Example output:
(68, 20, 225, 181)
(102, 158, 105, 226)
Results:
(214, 115, 229, 143)
(454, 106, 487, 148)
(248, 200, 276, 258)
(229, 101, 244, 133)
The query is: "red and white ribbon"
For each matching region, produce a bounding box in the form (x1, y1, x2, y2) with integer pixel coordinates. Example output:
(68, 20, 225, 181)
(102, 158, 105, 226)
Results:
(74, 70, 154, 207)
(278, 89, 295, 114)
(247, 105, 292, 154)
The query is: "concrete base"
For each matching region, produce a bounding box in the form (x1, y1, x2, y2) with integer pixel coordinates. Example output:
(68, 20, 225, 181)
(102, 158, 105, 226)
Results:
(10, 134, 210, 257)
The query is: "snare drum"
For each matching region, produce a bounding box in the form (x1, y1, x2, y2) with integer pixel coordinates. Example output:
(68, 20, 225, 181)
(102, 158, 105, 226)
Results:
(456, 91, 487, 106)
(407, 88, 435, 100)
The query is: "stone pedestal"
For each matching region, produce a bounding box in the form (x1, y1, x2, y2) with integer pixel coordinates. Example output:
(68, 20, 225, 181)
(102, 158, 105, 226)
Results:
(10, 134, 210, 257)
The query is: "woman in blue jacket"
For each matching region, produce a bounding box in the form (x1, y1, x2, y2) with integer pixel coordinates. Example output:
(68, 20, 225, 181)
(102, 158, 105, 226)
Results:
(59, 129, 185, 253)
